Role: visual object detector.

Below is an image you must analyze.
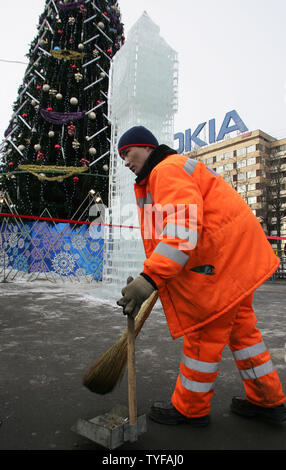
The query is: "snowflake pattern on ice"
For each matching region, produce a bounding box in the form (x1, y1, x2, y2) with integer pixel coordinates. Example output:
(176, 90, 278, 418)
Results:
(0, 221, 104, 279)
(71, 233, 87, 251)
(75, 268, 86, 277)
(89, 240, 101, 252)
(52, 252, 76, 276)
(35, 224, 63, 252)
(31, 247, 43, 261)
(8, 232, 19, 248)
(30, 261, 48, 273)
(42, 234, 63, 252)
(18, 238, 25, 249)
(0, 252, 9, 267)
(12, 254, 29, 272)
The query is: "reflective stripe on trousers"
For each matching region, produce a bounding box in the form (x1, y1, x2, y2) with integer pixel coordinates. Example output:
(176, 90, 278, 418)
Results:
(232, 341, 267, 360)
(232, 341, 275, 380)
(179, 353, 219, 393)
(171, 293, 286, 418)
(179, 342, 275, 393)
(239, 360, 274, 380)
(180, 373, 215, 393)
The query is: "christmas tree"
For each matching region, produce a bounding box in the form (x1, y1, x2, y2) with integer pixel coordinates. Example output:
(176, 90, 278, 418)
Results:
(0, 0, 124, 220)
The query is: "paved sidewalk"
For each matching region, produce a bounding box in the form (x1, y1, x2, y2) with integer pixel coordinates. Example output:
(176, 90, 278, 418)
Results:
(0, 279, 285, 451)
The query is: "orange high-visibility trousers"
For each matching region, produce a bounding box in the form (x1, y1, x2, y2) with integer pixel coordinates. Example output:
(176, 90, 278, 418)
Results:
(171, 293, 286, 418)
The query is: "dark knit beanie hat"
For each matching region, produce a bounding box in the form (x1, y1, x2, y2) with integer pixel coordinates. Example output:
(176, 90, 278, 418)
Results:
(118, 126, 159, 155)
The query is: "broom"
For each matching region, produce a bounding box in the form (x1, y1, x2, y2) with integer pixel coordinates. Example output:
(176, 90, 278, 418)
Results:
(82, 290, 159, 394)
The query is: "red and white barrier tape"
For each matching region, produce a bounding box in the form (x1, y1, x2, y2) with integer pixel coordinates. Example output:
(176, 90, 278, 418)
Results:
(0, 212, 139, 229)
(0, 212, 285, 239)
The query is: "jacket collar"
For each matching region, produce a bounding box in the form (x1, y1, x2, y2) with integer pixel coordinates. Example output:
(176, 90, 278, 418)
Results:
(135, 144, 178, 184)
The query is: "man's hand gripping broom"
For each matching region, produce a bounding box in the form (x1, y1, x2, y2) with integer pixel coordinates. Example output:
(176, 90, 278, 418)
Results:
(82, 291, 158, 394)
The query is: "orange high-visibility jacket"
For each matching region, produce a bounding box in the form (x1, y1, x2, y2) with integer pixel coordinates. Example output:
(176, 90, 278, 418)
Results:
(134, 153, 280, 339)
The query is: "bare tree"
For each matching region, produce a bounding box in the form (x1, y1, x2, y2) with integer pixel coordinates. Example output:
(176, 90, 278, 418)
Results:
(260, 149, 286, 252)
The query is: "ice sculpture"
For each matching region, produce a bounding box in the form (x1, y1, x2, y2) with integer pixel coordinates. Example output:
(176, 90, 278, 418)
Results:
(102, 11, 178, 290)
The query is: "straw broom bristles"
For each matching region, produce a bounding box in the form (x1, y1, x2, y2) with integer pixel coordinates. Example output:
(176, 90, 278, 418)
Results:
(82, 291, 159, 394)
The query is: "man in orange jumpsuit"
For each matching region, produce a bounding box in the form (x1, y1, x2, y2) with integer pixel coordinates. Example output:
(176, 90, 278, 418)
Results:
(117, 125, 286, 427)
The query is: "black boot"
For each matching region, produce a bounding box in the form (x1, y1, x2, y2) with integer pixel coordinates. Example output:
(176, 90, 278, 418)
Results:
(231, 397, 286, 425)
(148, 400, 210, 427)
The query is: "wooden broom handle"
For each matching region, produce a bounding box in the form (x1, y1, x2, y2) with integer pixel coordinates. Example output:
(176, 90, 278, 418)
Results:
(127, 293, 158, 441)
(127, 314, 137, 431)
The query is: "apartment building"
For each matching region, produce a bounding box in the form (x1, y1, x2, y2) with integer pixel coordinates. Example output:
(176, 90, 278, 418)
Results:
(187, 129, 286, 248)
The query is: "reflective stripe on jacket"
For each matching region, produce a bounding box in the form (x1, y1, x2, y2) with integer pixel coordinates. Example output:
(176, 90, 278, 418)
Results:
(134, 153, 280, 339)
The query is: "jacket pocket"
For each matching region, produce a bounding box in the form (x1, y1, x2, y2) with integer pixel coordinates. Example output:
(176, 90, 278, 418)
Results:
(190, 264, 215, 275)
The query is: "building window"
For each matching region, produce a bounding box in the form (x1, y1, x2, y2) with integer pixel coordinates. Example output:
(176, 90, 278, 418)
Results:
(216, 165, 223, 174)
(248, 183, 256, 191)
(216, 154, 223, 162)
(237, 159, 246, 168)
(247, 170, 256, 178)
(238, 172, 246, 181)
(257, 169, 266, 178)
(224, 163, 233, 171)
(247, 144, 256, 153)
(247, 157, 256, 166)
(248, 196, 257, 204)
(223, 151, 233, 159)
(256, 156, 266, 165)
(237, 185, 246, 193)
(237, 147, 246, 156)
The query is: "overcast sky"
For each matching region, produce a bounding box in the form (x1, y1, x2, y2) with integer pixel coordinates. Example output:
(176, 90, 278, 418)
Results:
(1, 0, 286, 144)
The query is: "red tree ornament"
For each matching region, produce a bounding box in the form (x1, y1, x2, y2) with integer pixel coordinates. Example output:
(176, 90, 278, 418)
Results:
(68, 122, 76, 136)
(73, 176, 79, 183)
(54, 144, 61, 150)
(36, 151, 45, 161)
(80, 158, 90, 166)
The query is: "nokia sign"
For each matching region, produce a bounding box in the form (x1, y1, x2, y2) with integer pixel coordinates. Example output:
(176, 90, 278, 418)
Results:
(174, 109, 248, 153)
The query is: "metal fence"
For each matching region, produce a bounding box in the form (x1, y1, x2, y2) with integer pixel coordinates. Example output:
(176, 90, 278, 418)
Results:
(272, 254, 286, 280)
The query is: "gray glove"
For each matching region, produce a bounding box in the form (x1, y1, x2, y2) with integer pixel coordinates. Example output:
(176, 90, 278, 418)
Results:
(117, 275, 155, 317)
